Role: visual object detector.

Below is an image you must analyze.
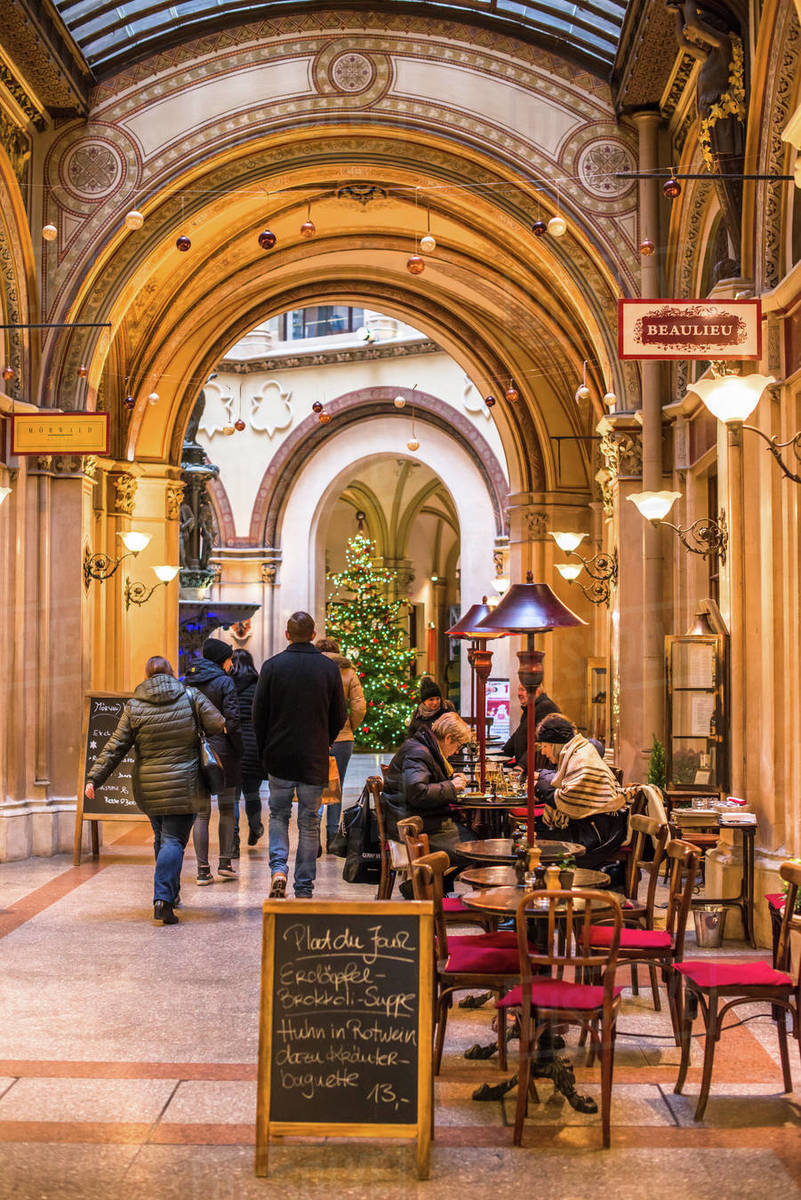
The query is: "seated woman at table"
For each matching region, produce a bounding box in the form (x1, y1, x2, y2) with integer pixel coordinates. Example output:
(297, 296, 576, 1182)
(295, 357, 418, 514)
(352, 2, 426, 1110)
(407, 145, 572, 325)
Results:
(406, 677, 456, 738)
(533, 712, 626, 867)
(382, 712, 473, 869)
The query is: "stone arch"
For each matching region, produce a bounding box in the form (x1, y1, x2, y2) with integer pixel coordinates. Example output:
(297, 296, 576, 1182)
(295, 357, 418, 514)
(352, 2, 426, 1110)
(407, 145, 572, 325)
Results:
(0, 137, 37, 399)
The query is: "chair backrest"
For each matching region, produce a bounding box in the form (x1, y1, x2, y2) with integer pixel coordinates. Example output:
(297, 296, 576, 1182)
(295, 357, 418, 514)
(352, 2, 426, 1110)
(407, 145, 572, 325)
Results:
(663, 839, 700, 960)
(380, 763, 389, 780)
(366, 775, 386, 843)
(410, 850, 450, 957)
(397, 816, 428, 868)
(515, 889, 622, 1011)
(626, 815, 669, 911)
(777, 861, 801, 977)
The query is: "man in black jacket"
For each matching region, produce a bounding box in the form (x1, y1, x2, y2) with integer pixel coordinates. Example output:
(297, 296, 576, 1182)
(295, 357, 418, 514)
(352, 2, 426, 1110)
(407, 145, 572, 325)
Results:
(252, 611, 346, 898)
(502, 681, 560, 774)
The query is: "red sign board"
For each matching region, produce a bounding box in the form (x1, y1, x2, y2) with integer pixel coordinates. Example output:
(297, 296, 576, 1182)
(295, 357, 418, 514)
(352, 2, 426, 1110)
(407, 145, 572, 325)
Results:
(618, 298, 762, 360)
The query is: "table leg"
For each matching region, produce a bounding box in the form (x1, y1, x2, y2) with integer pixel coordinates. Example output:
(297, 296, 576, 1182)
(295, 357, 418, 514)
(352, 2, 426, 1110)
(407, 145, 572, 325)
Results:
(471, 1027, 596, 1111)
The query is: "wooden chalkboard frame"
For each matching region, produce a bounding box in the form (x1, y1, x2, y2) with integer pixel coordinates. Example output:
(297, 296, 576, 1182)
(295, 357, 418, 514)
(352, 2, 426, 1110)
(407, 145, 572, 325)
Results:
(255, 899, 434, 1180)
(74, 691, 147, 865)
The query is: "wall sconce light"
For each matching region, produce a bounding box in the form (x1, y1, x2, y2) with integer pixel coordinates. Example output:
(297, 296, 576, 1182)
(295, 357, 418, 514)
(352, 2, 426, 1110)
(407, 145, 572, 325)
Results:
(124, 564, 179, 609)
(0, 485, 11, 505)
(551, 532, 618, 607)
(628, 491, 728, 564)
(84, 531, 151, 589)
(686, 367, 801, 484)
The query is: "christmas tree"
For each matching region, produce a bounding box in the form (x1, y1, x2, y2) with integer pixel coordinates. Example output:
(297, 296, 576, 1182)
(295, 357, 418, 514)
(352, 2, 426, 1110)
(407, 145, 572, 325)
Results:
(326, 534, 417, 750)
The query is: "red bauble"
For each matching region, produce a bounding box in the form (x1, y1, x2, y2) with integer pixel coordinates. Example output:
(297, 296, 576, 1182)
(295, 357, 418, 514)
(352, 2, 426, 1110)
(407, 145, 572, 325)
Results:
(663, 175, 682, 200)
(639, 238, 656, 256)
(531, 220, 547, 237)
(406, 254, 425, 275)
(234, 418, 246, 431)
(2, 366, 14, 381)
(258, 229, 277, 250)
(300, 219, 316, 238)
(312, 400, 323, 413)
(176, 235, 191, 251)
(505, 385, 519, 403)
(485, 394, 496, 408)
(78, 365, 88, 378)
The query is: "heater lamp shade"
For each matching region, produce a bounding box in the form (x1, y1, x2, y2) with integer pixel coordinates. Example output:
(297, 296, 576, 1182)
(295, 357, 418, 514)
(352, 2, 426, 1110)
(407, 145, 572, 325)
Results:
(446, 602, 504, 639)
(475, 578, 586, 634)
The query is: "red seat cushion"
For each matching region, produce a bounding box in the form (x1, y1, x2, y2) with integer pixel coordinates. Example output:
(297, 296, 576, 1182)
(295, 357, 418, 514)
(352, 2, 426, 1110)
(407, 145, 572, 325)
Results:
(510, 806, 545, 819)
(445, 942, 521, 974)
(497, 979, 623, 1011)
(443, 896, 476, 914)
(675, 959, 793, 989)
(446, 931, 519, 949)
(586, 926, 672, 950)
(764, 893, 785, 912)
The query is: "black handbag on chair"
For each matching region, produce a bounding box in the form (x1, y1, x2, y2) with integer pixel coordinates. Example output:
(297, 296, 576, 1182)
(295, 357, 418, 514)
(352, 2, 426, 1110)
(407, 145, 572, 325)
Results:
(186, 687, 225, 795)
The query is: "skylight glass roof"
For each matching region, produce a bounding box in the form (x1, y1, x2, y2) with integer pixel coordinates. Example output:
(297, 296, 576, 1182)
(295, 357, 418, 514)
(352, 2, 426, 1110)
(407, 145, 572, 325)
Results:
(54, 0, 627, 78)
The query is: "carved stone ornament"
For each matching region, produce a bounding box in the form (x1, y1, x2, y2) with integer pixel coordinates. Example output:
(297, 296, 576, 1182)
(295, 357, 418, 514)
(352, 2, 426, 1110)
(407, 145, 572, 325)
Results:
(166, 481, 185, 521)
(260, 563, 278, 585)
(525, 510, 549, 538)
(595, 467, 614, 521)
(112, 472, 137, 515)
(0, 110, 32, 190)
(83, 455, 98, 480)
(599, 423, 643, 481)
(63, 141, 123, 199)
(577, 140, 637, 198)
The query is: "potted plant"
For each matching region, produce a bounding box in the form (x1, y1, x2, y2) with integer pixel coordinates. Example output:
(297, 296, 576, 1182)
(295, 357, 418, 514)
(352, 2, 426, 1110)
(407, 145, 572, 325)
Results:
(558, 854, 576, 890)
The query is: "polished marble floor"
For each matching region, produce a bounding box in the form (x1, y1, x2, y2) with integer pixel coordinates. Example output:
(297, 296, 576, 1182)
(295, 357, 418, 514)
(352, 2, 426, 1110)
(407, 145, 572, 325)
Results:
(1, 809, 800, 1199)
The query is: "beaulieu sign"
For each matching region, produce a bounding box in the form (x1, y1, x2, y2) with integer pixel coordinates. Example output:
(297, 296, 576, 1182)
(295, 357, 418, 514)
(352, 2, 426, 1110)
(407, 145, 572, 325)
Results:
(618, 299, 762, 360)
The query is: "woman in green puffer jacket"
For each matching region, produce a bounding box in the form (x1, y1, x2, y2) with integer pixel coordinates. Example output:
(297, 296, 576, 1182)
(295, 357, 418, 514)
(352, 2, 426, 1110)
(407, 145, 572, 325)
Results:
(85, 656, 224, 925)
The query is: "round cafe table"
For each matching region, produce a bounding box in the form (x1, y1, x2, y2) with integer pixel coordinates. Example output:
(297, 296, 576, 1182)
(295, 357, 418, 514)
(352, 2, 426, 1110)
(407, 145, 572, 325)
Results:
(453, 795, 527, 838)
(459, 865, 610, 890)
(459, 885, 625, 919)
(456, 837, 585, 864)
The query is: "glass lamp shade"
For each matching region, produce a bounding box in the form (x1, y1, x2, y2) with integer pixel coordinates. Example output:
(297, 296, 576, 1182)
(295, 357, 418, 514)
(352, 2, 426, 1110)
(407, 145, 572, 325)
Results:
(628, 490, 682, 522)
(550, 531, 586, 553)
(555, 563, 583, 581)
(475, 577, 586, 634)
(493, 574, 511, 596)
(119, 531, 151, 553)
(0, 485, 11, 504)
(446, 601, 504, 639)
(685, 372, 775, 424)
(153, 565, 179, 583)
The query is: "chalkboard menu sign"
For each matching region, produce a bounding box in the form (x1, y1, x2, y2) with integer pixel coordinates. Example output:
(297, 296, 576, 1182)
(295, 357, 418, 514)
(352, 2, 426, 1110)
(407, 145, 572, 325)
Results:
(73, 692, 146, 865)
(256, 900, 433, 1180)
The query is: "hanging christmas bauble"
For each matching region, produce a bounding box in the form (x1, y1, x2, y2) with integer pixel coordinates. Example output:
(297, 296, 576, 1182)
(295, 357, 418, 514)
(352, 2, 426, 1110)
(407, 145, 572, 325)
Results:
(312, 400, 323, 413)
(603, 391, 617, 410)
(148, 391, 160, 405)
(547, 215, 567, 237)
(393, 395, 406, 409)
(406, 254, 425, 275)
(234, 418, 246, 431)
(176, 235, 191, 252)
(318, 412, 331, 424)
(78, 365, 88, 378)
(42, 224, 58, 242)
(505, 385, 519, 403)
(2, 365, 14, 381)
(575, 384, 591, 403)
(407, 436, 420, 451)
(222, 423, 236, 436)
(663, 175, 682, 200)
(258, 229, 277, 250)
(123, 394, 135, 410)
(531, 220, 547, 238)
(485, 394, 496, 408)
(300, 219, 316, 239)
(420, 234, 436, 253)
(639, 238, 655, 256)
(125, 210, 144, 230)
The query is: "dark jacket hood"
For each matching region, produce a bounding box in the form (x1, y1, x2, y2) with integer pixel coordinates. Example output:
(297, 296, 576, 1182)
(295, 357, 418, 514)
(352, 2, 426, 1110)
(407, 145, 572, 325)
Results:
(133, 674, 186, 705)
(185, 658, 227, 685)
(233, 667, 259, 692)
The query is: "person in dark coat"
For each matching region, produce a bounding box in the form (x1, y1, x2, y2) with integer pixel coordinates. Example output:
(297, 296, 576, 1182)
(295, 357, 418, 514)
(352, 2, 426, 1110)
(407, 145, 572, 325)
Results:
(252, 611, 346, 899)
(184, 637, 244, 884)
(407, 677, 456, 738)
(502, 681, 560, 774)
(230, 648, 264, 854)
(85, 656, 224, 924)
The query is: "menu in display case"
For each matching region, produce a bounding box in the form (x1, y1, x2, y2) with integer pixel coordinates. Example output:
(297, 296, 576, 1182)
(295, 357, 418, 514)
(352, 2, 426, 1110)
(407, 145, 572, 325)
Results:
(665, 633, 728, 793)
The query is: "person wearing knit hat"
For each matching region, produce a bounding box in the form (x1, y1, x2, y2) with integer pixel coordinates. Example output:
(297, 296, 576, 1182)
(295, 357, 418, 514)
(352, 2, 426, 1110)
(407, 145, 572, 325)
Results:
(407, 676, 456, 738)
(184, 637, 243, 883)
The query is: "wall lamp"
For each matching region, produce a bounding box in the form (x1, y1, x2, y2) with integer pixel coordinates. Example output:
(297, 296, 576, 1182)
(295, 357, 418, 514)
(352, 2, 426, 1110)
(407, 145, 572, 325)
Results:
(83, 531, 151, 589)
(124, 565, 179, 609)
(0, 485, 11, 505)
(687, 367, 801, 484)
(628, 491, 728, 564)
(550, 532, 618, 607)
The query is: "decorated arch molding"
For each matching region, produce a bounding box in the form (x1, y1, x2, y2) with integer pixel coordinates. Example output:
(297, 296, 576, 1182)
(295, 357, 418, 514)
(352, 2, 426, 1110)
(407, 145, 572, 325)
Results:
(246, 387, 510, 548)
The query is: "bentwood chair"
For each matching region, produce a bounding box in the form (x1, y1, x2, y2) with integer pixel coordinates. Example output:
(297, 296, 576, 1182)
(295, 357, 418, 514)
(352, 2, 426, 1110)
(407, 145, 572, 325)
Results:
(500, 888, 624, 1148)
(398, 816, 496, 932)
(674, 860, 801, 1121)
(367, 776, 406, 900)
(411, 851, 529, 1074)
(620, 815, 670, 1009)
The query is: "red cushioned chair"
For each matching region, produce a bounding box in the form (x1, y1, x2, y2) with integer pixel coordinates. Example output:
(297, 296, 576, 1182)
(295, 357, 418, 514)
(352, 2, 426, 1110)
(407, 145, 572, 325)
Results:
(616, 815, 669, 1008)
(398, 815, 496, 933)
(673, 860, 801, 1121)
(411, 851, 526, 1074)
(584, 839, 699, 1041)
(500, 887, 624, 1148)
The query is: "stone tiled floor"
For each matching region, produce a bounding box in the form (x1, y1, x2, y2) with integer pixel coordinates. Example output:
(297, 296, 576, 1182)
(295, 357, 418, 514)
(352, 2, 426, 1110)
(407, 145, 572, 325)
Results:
(0, 814, 800, 1199)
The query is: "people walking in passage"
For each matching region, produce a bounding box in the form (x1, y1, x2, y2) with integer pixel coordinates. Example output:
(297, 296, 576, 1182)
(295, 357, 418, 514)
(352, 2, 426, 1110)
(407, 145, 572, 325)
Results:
(229, 648, 264, 855)
(252, 611, 346, 899)
(407, 676, 456, 738)
(315, 636, 366, 853)
(85, 656, 224, 925)
(184, 638, 244, 884)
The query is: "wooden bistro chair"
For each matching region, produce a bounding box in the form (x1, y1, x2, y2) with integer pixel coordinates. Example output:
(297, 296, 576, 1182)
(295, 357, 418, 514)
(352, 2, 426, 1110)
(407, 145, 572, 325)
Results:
(583, 839, 700, 1041)
(620, 816, 670, 1009)
(397, 816, 496, 933)
(411, 851, 529, 1074)
(673, 859, 801, 1121)
(367, 776, 407, 900)
(499, 888, 624, 1148)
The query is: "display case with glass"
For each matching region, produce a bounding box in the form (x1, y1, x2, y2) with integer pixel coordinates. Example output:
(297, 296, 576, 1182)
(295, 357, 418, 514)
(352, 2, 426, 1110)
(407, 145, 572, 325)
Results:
(665, 633, 728, 793)
(586, 657, 607, 745)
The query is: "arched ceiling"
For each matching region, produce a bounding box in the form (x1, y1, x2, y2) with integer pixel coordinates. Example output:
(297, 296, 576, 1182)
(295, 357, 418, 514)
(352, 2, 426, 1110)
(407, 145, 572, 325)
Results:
(52, 0, 626, 77)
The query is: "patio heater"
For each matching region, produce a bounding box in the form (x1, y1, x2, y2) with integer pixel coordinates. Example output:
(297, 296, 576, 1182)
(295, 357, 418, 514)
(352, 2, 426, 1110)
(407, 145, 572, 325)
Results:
(445, 598, 503, 792)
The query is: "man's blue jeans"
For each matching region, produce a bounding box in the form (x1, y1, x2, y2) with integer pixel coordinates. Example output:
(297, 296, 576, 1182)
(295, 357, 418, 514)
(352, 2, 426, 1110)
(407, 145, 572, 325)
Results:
(149, 813, 196, 903)
(268, 776, 324, 897)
